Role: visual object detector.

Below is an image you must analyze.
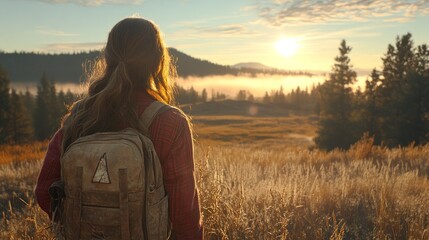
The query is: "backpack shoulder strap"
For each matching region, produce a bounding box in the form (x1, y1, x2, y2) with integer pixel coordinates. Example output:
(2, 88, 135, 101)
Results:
(140, 101, 173, 136)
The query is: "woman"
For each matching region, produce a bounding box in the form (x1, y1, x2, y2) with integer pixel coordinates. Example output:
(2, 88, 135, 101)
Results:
(35, 17, 203, 239)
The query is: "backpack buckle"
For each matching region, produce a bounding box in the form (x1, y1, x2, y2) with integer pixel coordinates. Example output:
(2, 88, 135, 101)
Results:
(149, 184, 155, 193)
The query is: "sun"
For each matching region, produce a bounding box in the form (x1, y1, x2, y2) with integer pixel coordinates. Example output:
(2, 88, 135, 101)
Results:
(276, 38, 299, 58)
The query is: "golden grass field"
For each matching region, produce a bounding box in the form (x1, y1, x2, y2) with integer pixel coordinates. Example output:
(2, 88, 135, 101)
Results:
(192, 115, 317, 148)
(2, 114, 429, 239)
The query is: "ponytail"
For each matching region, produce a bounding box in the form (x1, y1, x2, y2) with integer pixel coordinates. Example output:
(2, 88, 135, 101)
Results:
(91, 61, 134, 122)
(61, 17, 175, 152)
(61, 61, 141, 152)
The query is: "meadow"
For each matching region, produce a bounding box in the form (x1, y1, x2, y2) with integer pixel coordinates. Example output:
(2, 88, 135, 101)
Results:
(1, 115, 429, 239)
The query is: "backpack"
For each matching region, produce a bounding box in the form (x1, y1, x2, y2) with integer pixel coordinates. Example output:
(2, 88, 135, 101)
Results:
(52, 101, 171, 240)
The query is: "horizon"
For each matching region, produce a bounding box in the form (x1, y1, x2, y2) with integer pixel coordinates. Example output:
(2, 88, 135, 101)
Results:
(1, 0, 428, 73)
(0, 48, 368, 75)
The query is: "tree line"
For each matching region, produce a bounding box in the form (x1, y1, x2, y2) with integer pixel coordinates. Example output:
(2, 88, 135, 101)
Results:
(260, 85, 320, 113)
(175, 85, 228, 104)
(0, 70, 76, 144)
(175, 83, 320, 114)
(316, 33, 429, 150)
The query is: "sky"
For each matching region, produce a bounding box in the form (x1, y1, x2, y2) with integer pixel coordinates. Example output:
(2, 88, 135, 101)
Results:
(1, 0, 429, 73)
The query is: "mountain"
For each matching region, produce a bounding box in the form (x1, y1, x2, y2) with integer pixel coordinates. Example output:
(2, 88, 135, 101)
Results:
(232, 62, 274, 70)
(169, 48, 239, 77)
(0, 48, 242, 83)
(0, 51, 100, 83)
(0, 48, 312, 83)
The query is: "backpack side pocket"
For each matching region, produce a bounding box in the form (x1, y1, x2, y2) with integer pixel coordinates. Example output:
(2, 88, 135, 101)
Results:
(147, 189, 169, 240)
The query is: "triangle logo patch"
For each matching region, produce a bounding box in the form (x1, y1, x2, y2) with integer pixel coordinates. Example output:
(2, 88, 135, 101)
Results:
(92, 153, 111, 184)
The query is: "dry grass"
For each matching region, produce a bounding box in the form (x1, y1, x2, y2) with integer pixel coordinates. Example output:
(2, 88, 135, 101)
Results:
(193, 137, 429, 239)
(192, 115, 317, 149)
(1, 192, 53, 240)
(1, 116, 429, 239)
(0, 159, 53, 239)
(0, 142, 47, 165)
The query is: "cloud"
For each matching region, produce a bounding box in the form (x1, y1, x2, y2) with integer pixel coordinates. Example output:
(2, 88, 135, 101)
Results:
(301, 26, 384, 41)
(172, 14, 252, 28)
(257, 0, 429, 26)
(383, 17, 413, 23)
(36, 26, 78, 37)
(170, 23, 260, 41)
(40, 0, 142, 7)
(39, 42, 104, 53)
(198, 24, 251, 35)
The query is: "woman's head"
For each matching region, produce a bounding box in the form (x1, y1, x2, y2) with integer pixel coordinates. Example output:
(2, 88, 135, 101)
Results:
(90, 17, 175, 103)
(61, 17, 175, 152)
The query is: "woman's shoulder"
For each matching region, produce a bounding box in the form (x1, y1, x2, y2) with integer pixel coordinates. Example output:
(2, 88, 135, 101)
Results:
(165, 104, 188, 119)
(155, 104, 190, 131)
(137, 93, 188, 122)
(145, 106, 191, 149)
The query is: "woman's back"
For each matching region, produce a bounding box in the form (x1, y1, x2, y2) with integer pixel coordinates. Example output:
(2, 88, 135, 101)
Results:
(35, 17, 203, 239)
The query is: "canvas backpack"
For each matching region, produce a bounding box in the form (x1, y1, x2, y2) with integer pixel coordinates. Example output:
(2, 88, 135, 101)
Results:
(53, 101, 171, 240)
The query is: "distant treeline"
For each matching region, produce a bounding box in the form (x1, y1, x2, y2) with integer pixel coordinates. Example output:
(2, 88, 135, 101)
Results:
(175, 83, 320, 113)
(0, 48, 311, 83)
(315, 33, 429, 150)
(0, 66, 316, 143)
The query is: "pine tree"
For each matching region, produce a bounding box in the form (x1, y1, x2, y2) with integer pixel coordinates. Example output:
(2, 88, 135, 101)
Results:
(362, 69, 381, 144)
(188, 87, 199, 103)
(9, 89, 33, 143)
(49, 83, 63, 133)
(311, 84, 321, 115)
(315, 40, 357, 150)
(22, 88, 35, 114)
(405, 72, 427, 144)
(236, 90, 247, 101)
(34, 73, 53, 140)
(272, 86, 286, 105)
(201, 88, 208, 102)
(263, 91, 271, 104)
(292, 86, 302, 110)
(415, 44, 429, 143)
(378, 33, 424, 146)
(0, 65, 11, 144)
(415, 44, 429, 75)
(211, 89, 215, 102)
(404, 43, 429, 144)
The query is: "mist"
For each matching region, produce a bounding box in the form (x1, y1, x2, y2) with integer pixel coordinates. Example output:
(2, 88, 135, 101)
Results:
(10, 82, 86, 95)
(176, 74, 367, 98)
(11, 75, 367, 97)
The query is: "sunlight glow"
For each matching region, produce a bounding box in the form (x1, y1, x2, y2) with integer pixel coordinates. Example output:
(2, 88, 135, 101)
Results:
(276, 38, 299, 58)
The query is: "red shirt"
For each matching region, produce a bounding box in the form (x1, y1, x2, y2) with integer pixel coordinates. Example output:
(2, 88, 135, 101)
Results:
(35, 92, 203, 239)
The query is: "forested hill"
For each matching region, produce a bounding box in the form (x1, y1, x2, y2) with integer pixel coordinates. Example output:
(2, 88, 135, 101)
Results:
(169, 48, 238, 77)
(0, 51, 99, 83)
(0, 48, 310, 83)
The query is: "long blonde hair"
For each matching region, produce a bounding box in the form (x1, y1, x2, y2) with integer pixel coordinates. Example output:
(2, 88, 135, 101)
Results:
(61, 17, 176, 152)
